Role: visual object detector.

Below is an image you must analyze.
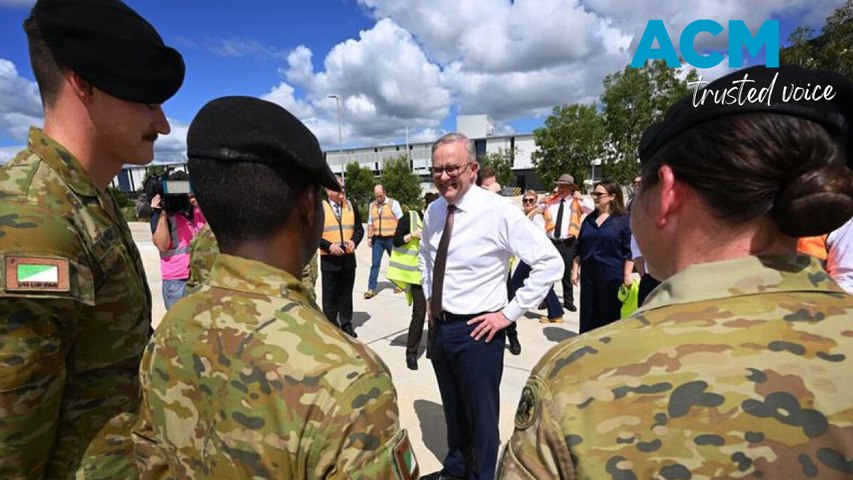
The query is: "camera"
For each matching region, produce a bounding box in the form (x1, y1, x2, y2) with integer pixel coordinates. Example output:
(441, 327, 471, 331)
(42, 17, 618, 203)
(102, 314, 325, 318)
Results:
(144, 170, 193, 214)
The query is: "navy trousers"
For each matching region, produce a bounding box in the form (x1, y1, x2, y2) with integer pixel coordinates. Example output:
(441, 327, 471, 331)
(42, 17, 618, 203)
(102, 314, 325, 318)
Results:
(431, 316, 505, 480)
(508, 261, 563, 319)
(579, 263, 623, 333)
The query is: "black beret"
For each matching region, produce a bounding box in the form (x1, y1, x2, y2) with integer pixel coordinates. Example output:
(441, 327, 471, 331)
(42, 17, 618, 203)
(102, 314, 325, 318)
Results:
(640, 65, 853, 165)
(32, 0, 184, 104)
(187, 96, 340, 191)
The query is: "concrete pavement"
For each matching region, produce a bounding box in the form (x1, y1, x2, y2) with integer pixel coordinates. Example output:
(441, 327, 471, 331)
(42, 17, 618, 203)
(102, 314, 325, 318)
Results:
(132, 221, 580, 474)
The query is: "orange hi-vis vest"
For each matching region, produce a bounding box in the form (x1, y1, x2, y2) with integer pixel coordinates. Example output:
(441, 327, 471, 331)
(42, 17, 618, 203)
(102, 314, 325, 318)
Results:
(549, 196, 582, 238)
(797, 235, 829, 261)
(321, 199, 355, 255)
(370, 198, 399, 237)
(567, 198, 582, 238)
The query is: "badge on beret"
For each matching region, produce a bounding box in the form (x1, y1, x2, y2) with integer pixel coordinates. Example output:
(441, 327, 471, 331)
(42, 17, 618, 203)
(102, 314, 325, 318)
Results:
(4, 256, 70, 293)
(515, 386, 538, 430)
(391, 434, 418, 480)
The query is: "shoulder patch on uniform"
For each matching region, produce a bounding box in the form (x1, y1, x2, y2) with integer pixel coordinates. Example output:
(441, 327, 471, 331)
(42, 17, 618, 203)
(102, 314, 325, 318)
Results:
(4, 256, 70, 293)
(515, 386, 538, 430)
(391, 432, 418, 480)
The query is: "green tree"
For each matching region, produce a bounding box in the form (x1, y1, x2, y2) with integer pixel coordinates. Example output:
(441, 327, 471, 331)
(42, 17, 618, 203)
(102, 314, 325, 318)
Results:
(141, 165, 168, 191)
(480, 148, 515, 188)
(343, 162, 375, 219)
(108, 186, 132, 208)
(107, 186, 138, 222)
(379, 155, 422, 211)
(780, 0, 852, 77)
(600, 60, 698, 183)
(532, 103, 605, 189)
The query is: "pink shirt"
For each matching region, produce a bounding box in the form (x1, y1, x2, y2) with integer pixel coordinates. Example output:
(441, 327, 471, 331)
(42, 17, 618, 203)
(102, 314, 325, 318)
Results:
(160, 207, 206, 280)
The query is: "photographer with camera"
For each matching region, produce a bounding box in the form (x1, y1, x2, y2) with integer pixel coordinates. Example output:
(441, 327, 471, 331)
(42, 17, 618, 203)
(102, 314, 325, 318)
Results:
(150, 170, 207, 309)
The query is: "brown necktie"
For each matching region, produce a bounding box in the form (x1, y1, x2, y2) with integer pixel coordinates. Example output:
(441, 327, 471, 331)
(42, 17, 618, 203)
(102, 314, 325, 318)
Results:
(431, 204, 457, 317)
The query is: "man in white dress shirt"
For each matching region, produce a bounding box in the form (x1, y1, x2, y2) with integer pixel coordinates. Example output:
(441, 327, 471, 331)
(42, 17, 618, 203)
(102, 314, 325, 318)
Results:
(419, 133, 563, 480)
(827, 216, 853, 293)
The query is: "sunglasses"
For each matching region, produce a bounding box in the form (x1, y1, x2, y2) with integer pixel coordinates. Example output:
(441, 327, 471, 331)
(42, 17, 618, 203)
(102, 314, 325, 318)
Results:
(522, 198, 536, 203)
(592, 192, 609, 197)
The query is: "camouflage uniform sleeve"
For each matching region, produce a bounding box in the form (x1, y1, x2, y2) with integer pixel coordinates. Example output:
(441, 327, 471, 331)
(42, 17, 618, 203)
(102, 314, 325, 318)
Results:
(310, 369, 419, 480)
(301, 252, 319, 304)
(0, 208, 93, 478)
(187, 225, 217, 294)
(131, 342, 169, 480)
(498, 376, 575, 479)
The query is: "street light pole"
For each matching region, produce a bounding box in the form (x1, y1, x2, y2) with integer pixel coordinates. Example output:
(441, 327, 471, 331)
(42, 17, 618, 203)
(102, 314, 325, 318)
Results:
(328, 94, 344, 180)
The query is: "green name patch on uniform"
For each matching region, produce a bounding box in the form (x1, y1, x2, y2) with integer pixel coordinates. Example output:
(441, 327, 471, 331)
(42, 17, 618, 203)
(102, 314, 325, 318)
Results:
(5, 256, 70, 292)
(392, 433, 418, 480)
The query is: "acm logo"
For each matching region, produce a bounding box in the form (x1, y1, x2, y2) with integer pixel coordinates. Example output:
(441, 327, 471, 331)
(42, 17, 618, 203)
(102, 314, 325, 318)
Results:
(631, 20, 780, 69)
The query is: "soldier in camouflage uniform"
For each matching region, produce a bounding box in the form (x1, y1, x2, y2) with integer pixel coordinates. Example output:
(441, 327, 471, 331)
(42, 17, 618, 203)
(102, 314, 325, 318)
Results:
(186, 223, 216, 294)
(133, 96, 418, 479)
(499, 66, 853, 479)
(0, 1, 183, 478)
(187, 223, 319, 303)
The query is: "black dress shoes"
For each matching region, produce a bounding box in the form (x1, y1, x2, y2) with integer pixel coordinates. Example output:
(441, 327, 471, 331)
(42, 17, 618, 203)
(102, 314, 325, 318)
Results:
(406, 355, 418, 370)
(342, 325, 358, 338)
(508, 334, 522, 356)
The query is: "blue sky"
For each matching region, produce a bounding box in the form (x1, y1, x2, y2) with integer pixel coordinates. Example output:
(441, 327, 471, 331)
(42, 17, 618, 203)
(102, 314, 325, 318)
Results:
(0, 0, 844, 163)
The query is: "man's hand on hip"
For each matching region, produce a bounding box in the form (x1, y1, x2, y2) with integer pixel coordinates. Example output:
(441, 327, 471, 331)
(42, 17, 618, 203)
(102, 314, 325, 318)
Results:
(468, 311, 511, 343)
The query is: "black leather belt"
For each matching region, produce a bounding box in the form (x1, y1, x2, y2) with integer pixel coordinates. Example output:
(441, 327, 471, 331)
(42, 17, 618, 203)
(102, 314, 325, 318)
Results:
(551, 237, 576, 245)
(434, 311, 482, 324)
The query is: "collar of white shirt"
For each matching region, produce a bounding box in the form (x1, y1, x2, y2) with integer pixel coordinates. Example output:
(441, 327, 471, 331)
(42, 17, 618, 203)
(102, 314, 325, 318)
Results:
(449, 183, 483, 213)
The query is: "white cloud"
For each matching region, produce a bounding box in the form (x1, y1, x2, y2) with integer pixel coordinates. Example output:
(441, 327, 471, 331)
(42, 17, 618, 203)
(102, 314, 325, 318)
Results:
(0, 145, 23, 164)
(441, 58, 619, 119)
(262, 0, 839, 147)
(0, 59, 43, 141)
(4, 1, 839, 157)
(0, 57, 185, 165)
(261, 80, 315, 118)
(409, 128, 446, 143)
(152, 118, 188, 164)
(204, 38, 289, 61)
(347, 0, 840, 137)
(360, 0, 631, 73)
(284, 46, 315, 87)
(582, 0, 845, 51)
(346, 0, 627, 122)
(262, 18, 452, 148)
(492, 122, 516, 136)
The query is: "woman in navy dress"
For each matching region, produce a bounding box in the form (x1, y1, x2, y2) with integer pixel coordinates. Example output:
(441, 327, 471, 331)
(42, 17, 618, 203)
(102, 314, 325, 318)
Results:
(572, 179, 633, 333)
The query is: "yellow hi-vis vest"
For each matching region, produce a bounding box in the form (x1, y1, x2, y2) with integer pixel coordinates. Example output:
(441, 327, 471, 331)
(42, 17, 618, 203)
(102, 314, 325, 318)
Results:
(370, 198, 399, 237)
(321, 199, 355, 255)
(387, 210, 422, 304)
